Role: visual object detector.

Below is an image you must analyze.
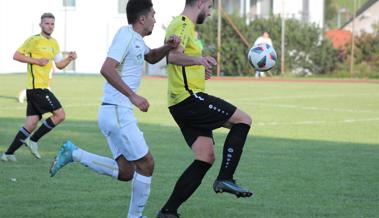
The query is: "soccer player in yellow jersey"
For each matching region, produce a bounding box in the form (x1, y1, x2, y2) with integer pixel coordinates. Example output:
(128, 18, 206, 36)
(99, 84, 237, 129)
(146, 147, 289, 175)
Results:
(1, 13, 77, 162)
(157, 1, 253, 217)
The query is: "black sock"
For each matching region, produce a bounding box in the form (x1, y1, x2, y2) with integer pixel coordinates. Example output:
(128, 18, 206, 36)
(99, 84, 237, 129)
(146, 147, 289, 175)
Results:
(5, 127, 31, 155)
(30, 118, 56, 142)
(217, 123, 250, 180)
(161, 160, 212, 213)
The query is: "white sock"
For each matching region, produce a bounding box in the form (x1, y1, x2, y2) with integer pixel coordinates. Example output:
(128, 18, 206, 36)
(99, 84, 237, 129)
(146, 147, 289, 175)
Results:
(72, 148, 119, 179)
(127, 172, 152, 218)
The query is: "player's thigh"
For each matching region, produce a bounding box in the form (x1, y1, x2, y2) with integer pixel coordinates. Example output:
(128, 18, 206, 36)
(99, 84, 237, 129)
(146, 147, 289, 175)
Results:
(119, 122, 149, 161)
(224, 108, 252, 127)
(99, 106, 149, 161)
(26, 89, 62, 115)
(98, 106, 124, 158)
(192, 136, 215, 164)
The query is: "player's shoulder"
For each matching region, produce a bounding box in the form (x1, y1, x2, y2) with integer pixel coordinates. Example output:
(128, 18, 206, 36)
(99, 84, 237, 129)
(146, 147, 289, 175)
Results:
(167, 16, 193, 34)
(169, 16, 191, 27)
(116, 25, 134, 36)
(24, 34, 42, 43)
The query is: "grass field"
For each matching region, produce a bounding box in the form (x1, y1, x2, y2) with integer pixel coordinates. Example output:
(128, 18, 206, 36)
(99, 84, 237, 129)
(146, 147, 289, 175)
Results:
(1, 74, 378, 218)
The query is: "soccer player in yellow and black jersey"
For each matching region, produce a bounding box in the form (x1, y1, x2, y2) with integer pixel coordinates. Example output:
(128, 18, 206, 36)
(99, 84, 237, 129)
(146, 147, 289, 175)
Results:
(157, 1, 253, 217)
(1, 13, 77, 162)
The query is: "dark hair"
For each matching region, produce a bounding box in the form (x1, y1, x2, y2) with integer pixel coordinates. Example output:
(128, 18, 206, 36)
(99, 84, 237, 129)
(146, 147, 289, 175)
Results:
(41, 12, 55, 21)
(185, 0, 197, 6)
(126, 0, 153, 24)
(185, 0, 214, 6)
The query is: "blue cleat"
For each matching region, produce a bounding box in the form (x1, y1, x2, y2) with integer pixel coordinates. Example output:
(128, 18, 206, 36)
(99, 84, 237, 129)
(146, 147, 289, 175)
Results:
(50, 140, 77, 177)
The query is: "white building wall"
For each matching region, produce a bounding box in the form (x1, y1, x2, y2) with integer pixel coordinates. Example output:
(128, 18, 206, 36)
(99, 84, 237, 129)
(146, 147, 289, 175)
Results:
(272, 0, 324, 28)
(0, 0, 185, 74)
(343, 1, 379, 34)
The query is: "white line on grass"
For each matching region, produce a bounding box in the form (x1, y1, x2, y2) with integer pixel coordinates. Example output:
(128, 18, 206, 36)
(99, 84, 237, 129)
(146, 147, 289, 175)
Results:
(249, 103, 379, 114)
(252, 93, 379, 101)
(255, 118, 379, 126)
(0, 103, 99, 112)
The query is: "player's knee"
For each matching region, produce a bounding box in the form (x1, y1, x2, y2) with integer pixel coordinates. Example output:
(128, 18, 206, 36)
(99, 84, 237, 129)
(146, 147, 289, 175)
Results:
(238, 111, 252, 126)
(25, 121, 38, 132)
(207, 153, 216, 164)
(140, 155, 155, 176)
(244, 114, 252, 126)
(25, 124, 37, 132)
(118, 168, 134, 181)
(196, 152, 215, 164)
(57, 112, 66, 123)
(53, 110, 66, 124)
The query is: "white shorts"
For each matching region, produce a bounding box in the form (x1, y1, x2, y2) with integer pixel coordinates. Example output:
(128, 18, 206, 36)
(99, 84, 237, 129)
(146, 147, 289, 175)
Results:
(98, 105, 149, 161)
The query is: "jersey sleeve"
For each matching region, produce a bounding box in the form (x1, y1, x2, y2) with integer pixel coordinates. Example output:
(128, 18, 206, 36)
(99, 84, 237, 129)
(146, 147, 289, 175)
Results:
(53, 39, 63, 63)
(107, 27, 134, 63)
(144, 44, 150, 55)
(17, 36, 34, 55)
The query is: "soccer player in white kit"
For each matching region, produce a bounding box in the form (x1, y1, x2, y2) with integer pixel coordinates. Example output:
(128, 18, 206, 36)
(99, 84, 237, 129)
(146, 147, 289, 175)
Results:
(49, 1, 180, 218)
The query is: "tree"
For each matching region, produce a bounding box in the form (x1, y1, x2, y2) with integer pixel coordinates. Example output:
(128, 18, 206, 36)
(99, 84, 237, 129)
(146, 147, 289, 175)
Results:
(198, 14, 338, 76)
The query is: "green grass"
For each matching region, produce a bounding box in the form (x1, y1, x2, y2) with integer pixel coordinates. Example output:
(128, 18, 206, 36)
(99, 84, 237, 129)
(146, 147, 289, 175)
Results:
(1, 74, 379, 218)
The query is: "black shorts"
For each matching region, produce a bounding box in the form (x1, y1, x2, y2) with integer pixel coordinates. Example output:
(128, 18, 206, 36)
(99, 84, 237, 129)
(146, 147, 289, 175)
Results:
(26, 89, 62, 119)
(169, 92, 237, 147)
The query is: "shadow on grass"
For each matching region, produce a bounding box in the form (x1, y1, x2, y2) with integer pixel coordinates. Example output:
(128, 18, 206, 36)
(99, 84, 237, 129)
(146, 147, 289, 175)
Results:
(1, 118, 378, 218)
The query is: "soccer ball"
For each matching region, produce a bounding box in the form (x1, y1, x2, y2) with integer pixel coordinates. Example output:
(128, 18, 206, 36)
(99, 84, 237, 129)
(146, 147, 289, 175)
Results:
(248, 43, 277, 71)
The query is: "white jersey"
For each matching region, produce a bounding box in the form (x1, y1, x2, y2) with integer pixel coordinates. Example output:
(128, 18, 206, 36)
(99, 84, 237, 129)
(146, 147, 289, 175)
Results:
(102, 26, 150, 108)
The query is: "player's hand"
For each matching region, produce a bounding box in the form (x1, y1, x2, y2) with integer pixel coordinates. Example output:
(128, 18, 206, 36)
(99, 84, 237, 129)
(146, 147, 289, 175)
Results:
(130, 94, 150, 112)
(197, 56, 216, 78)
(205, 68, 212, 80)
(166, 35, 180, 49)
(35, 58, 49, 66)
(67, 51, 77, 61)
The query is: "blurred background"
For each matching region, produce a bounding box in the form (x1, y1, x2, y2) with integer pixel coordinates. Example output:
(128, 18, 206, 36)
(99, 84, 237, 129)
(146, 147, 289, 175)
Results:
(0, 0, 378, 78)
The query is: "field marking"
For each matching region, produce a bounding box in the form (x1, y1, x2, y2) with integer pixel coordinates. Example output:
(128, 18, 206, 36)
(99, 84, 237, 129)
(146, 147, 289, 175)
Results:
(0, 103, 99, 112)
(54, 117, 379, 129)
(1, 100, 378, 116)
(239, 93, 379, 101)
(249, 103, 379, 114)
(255, 117, 379, 126)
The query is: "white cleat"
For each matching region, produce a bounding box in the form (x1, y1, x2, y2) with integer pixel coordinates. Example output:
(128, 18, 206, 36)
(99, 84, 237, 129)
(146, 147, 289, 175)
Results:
(24, 138, 41, 159)
(1, 153, 17, 162)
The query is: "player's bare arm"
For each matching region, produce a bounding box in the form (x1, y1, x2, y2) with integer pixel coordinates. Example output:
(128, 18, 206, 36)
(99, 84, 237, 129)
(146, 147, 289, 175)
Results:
(167, 46, 216, 71)
(13, 51, 49, 66)
(55, 51, 77, 70)
(144, 35, 180, 64)
(100, 57, 149, 112)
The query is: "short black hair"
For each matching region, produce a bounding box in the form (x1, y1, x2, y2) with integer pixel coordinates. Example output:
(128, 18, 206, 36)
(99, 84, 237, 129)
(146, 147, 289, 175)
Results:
(185, 0, 197, 6)
(126, 0, 153, 24)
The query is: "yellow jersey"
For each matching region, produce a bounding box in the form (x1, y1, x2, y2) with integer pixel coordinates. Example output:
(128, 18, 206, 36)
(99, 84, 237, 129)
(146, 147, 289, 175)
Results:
(165, 16, 205, 106)
(17, 34, 60, 89)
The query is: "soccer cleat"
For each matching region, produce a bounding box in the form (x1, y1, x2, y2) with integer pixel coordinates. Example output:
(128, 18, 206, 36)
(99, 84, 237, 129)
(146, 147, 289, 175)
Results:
(50, 140, 77, 177)
(156, 211, 181, 218)
(1, 153, 17, 162)
(24, 138, 41, 159)
(213, 179, 253, 198)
